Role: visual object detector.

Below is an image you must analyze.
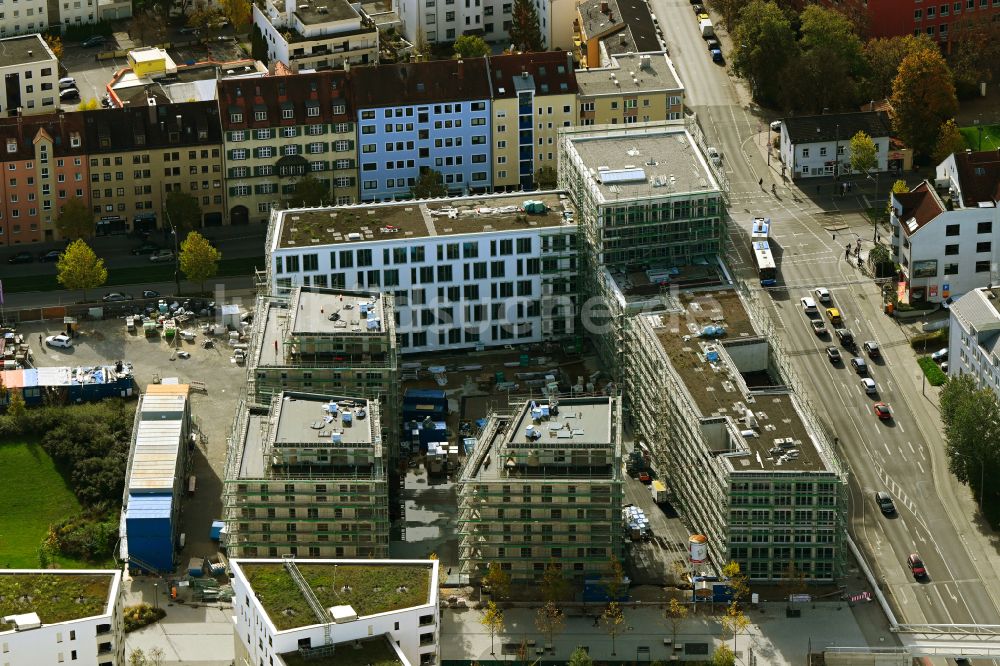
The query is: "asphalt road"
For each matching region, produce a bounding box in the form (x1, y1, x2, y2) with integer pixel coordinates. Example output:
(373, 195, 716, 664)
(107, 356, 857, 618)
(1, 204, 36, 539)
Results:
(650, 0, 1000, 649)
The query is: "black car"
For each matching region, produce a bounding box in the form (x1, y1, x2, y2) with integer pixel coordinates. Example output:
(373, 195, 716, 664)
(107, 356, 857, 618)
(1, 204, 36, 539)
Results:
(706, 38, 720, 51)
(826, 346, 842, 363)
(132, 242, 160, 255)
(142, 290, 160, 299)
(875, 491, 896, 516)
(693, 3, 704, 12)
(81, 35, 106, 47)
(39, 250, 61, 262)
(7, 251, 33, 264)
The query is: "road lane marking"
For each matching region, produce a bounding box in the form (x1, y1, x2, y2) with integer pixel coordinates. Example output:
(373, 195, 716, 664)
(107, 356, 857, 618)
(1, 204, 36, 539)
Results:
(897, 422, 905, 433)
(917, 460, 925, 475)
(883, 440, 891, 455)
(907, 441, 915, 454)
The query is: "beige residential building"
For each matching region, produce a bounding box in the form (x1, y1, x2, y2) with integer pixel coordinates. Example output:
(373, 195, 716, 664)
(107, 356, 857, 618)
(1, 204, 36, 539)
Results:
(488, 52, 578, 192)
(576, 53, 684, 126)
(253, 0, 379, 71)
(0, 35, 59, 116)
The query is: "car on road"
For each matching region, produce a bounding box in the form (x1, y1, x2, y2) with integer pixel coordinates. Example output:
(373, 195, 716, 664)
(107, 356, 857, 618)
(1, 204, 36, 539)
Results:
(38, 250, 61, 262)
(131, 242, 160, 255)
(863, 341, 880, 359)
(102, 292, 133, 302)
(179, 26, 199, 34)
(706, 38, 720, 51)
(931, 348, 948, 363)
(826, 346, 842, 363)
(906, 553, 927, 579)
(850, 357, 868, 375)
(142, 290, 160, 299)
(7, 251, 33, 264)
(874, 491, 896, 516)
(59, 88, 80, 102)
(873, 402, 892, 420)
(862, 377, 877, 394)
(638, 471, 651, 484)
(800, 296, 818, 313)
(150, 249, 175, 262)
(811, 319, 827, 336)
(58, 77, 77, 90)
(81, 35, 106, 47)
(836, 327, 856, 350)
(706, 146, 721, 166)
(814, 287, 831, 303)
(45, 334, 73, 348)
(826, 307, 843, 325)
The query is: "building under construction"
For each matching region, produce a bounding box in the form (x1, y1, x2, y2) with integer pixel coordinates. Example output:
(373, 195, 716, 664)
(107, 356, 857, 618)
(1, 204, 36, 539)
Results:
(457, 395, 624, 585)
(624, 288, 848, 582)
(222, 391, 389, 559)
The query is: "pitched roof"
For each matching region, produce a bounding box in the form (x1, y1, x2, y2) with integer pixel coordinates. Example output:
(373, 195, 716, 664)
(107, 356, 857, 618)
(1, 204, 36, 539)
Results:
(782, 111, 891, 145)
(952, 150, 1000, 207)
(895, 181, 945, 237)
(0, 112, 88, 160)
(349, 58, 491, 108)
(487, 52, 578, 98)
(577, 0, 660, 54)
(951, 288, 1000, 332)
(81, 101, 223, 153)
(217, 70, 353, 130)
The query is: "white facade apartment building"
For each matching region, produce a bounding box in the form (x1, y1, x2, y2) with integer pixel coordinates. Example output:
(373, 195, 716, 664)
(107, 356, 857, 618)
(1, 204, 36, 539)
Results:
(230, 558, 439, 666)
(394, 0, 505, 45)
(0, 35, 58, 115)
(779, 111, 891, 180)
(265, 192, 579, 354)
(0, 570, 125, 666)
(948, 286, 1000, 395)
(0, 2, 49, 36)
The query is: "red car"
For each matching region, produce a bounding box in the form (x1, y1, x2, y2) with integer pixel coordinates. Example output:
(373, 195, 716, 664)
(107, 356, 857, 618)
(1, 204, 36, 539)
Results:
(907, 553, 927, 579)
(873, 402, 892, 420)
(638, 472, 652, 484)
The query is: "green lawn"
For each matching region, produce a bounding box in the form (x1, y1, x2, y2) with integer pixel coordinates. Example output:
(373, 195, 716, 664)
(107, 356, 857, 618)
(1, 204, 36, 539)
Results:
(960, 124, 1000, 152)
(0, 442, 83, 568)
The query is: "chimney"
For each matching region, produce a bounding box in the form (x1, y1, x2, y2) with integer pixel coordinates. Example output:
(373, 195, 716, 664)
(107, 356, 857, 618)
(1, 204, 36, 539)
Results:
(600, 1, 608, 12)
(567, 50, 574, 73)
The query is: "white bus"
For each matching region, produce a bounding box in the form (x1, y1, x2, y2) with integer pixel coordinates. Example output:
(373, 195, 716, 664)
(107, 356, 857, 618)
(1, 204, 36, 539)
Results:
(751, 216, 771, 242)
(752, 240, 777, 286)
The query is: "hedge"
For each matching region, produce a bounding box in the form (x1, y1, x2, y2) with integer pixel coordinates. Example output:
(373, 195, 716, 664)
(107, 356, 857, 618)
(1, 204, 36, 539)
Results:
(917, 357, 947, 386)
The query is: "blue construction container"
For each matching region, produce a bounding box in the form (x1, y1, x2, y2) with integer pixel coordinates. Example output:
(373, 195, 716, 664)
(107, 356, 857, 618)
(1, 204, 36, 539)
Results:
(403, 389, 448, 414)
(210, 520, 225, 540)
(125, 493, 174, 573)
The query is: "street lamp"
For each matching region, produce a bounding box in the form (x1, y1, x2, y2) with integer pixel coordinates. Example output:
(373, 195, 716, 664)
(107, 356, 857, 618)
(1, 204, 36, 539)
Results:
(164, 208, 181, 297)
(153, 583, 159, 611)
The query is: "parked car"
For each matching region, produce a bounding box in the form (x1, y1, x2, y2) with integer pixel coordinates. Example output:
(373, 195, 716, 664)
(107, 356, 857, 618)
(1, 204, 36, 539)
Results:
(710, 47, 724, 63)
(800, 296, 818, 313)
(814, 287, 831, 303)
(863, 341, 881, 359)
(850, 357, 868, 375)
(931, 348, 948, 363)
(142, 290, 160, 298)
(150, 249, 175, 262)
(811, 319, 827, 336)
(7, 251, 33, 264)
(45, 334, 73, 348)
(81, 35, 106, 47)
(38, 250, 61, 262)
(706, 146, 721, 166)
(59, 88, 80, 102)
(692, 3, 704, 12)
(862, 377, 877, 395)
(826, 346, 842, 363)
(706, 38, 720, 51)
(58, 77, 77, 90)
(102, 292, 133, 302)
(873, 402, 892, 420)
(906, 553, 927, 579)
(131, 242, 160, 255)
(874, 491, 896, 516)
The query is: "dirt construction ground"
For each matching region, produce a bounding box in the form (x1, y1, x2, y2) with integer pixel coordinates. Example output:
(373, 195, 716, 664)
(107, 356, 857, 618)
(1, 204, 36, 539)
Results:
(20, 290, 257, 574)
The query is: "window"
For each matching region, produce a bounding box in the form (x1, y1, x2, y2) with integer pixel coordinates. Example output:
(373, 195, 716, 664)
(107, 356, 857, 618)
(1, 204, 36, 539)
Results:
(802, 148, 810, 158)
(976, 260, 992, 272)
(979, 221, 993, 234)
(946, 224, 960, 236)
(945, 244, 960, 255)
(944, 263, 959, 275)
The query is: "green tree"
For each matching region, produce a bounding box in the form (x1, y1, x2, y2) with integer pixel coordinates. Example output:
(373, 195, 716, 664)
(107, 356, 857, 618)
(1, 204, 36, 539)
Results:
(411, 168, 448, 199)
(603, 555, 626, 601)
(567, 647, 593, 666)
(541, 561, 569, 602)
(933, 119, 967, 164)
(482, 562, 511, 601)
(941, 375, 999, 511)
(508, 0, 543, 52)
(453, 34, 490, 58)
(601, 601, 626, 656)
(890, 44, 959, 156)
(480, 600, 505, 656)
(720, 561, 749, 604)
(535, 601, 565, 647)
(850, 130, 878, 176)
(535, 165, 557, 190)
(790, 5, 867, 113)
(712, 0, 741, 32)
(941, 373, 977, 431)
(947, 17, 1000, 97)
(55, 196, 94, 240)
(861, 33, 935, 101)
(729, 0, 798, 106)
(721, 602, 750, 651)
(179, 230, 221, 293)
(285, 175, 331, 208)
(57, 239, 107, 302)
(711, 644, 735, 666)
(165, 190, 202, 237)
(867, 243, 894, 278)
(6, 389, 27, 425)
(664, 597, 688, 646)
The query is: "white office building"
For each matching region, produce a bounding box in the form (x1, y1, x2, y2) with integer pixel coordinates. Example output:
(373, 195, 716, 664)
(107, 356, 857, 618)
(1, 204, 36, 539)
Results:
(253, 0, 379, 71)
(0, 570, 125, 666)
(948, 286, 1000, 393)
(265, 192, 579, 353)
(0, 35, 59, 115)
(230, 558, 439, 666)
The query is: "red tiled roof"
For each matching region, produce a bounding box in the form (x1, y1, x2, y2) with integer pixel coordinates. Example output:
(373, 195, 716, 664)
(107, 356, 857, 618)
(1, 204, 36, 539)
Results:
(953, 150, 1000, 207)
(217, 70, 353, 130)
(487, 52, 578, 98)
(349, 58, 491, 108)
(896, 181, 945, 237)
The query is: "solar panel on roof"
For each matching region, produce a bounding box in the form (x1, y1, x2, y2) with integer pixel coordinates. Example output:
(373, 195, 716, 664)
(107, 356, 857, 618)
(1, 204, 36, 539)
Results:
(906, 217, 918, 232)
(599, 167, 647, 184)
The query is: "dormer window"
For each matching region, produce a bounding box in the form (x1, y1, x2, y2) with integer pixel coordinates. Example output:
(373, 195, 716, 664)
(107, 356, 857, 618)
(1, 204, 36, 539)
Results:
(69, 132, 81, 147)
(231, 112, 243, 123)
(6, 139, 16, 153)
(307, 106, 319, 117)
(282, 108, 294, 119)
(255, 110, 267, 121)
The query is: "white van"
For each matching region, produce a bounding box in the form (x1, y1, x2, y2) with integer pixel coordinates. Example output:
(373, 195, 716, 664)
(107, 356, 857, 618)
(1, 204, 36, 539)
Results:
(800, 296, 817, 313)
(59, 77, 77, 90)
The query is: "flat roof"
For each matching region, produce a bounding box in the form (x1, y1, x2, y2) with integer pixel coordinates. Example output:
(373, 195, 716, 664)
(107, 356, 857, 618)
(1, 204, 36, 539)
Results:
(564, 127, 719, 202)
(0, 571, 118, 630)
(232, 559, 435, 631)
(0, 35, 55, 67)
(507, 396, 613, 448)
(294, 0, 360, 24)
(642, 291, 825, 472)
(272, 392, 376, 447)
(576, 53, 682, 97)
(280, 636, 403, 666)
(290, 288, 387, 335)
(274, 192, 575, 250)
(128, 386, 189, 494)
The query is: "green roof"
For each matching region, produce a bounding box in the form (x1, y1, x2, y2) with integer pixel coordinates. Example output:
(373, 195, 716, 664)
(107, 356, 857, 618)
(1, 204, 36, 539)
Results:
(0, 573, 114, 631)
(279, 636, 403, 666)
(242, 563, 432, 631)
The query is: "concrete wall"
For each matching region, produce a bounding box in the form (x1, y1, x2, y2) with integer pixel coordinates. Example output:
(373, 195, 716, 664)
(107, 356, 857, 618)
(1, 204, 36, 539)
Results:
(722, 338, 768, 374)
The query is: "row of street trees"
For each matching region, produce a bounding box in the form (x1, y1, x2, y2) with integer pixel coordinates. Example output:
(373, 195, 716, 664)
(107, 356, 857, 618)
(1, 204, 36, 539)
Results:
(941, 375, 1000, 526)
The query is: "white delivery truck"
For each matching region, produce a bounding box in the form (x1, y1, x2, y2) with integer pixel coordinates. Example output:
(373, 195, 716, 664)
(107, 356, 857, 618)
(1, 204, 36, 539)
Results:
(700, 18, 714, 38)
(651, 479, 668, 503)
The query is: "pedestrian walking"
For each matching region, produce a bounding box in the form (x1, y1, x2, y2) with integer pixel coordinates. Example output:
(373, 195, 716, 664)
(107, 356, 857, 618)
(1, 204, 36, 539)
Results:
(845, 244, 851, 260)
(759, 177, 764, 189)
(857, 255, 863, 269)
(771, 183, 776, 195)
(38, 333, 42, 346)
